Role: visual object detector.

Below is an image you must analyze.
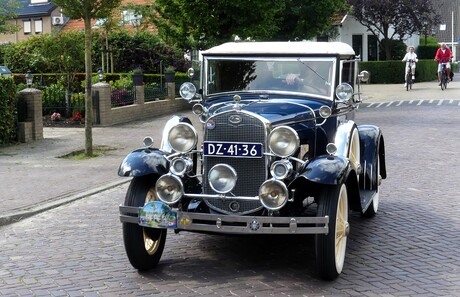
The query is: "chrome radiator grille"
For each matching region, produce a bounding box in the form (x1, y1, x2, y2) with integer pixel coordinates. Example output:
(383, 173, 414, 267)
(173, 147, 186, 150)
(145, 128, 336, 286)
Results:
(203, 111, 267, 215)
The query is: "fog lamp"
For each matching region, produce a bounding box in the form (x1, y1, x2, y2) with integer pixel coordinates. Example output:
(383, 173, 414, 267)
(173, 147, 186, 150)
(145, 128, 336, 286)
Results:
(170, 157, 193, 176)
(208, 164, 237, 194)
(259, 179, 288, 210)
(155, 174, 184, 204)
(270, 160, 293, 180)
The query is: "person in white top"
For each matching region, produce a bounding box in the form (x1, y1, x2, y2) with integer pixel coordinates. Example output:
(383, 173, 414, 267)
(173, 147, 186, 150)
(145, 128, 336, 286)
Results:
(402, 46, 418, 87)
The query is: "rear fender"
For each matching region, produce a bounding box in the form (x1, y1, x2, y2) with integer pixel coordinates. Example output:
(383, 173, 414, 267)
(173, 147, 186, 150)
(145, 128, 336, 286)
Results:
(118, 149, 169, 177)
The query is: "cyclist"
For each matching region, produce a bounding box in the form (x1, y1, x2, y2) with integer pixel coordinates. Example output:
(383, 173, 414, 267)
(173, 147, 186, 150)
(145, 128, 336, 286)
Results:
(434, 43, 453, 86)
(402, 46, 418, 87)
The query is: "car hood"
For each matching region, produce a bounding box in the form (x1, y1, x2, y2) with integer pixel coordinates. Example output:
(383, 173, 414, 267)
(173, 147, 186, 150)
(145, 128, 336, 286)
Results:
(206, 98, 328, 126)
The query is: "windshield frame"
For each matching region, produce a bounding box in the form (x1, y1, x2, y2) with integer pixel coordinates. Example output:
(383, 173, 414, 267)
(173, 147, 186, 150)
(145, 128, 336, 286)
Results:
(202, 56, 337, 100)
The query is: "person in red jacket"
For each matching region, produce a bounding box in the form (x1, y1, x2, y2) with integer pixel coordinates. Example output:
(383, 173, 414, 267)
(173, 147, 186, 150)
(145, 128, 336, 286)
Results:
(434, 43, 453, 85)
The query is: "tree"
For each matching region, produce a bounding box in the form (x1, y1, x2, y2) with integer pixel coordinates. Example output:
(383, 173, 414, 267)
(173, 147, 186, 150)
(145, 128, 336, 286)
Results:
(51, 0, 121, 156)
(272, 0, 348, 41)
(0, 0, 20, 34)
(348, 0, 441, 60)
(151, 0, 285, 49)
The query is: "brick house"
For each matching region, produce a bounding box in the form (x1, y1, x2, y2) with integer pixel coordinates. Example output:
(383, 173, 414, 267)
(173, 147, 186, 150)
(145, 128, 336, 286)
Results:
(0, 0, 62, 44)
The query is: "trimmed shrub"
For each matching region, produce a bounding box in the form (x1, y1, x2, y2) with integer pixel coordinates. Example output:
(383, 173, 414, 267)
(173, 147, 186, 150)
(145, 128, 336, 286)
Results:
(359, 60, 439, 84)
(417, 45, 439, 60)
(0, 77, 17, 144)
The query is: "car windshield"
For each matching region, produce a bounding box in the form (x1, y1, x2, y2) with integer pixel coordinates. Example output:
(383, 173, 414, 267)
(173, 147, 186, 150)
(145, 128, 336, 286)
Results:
(205, 57, 336, 99)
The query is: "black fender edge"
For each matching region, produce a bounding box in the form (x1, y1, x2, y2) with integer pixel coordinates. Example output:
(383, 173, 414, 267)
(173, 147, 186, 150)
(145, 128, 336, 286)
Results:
(118, 148, 169, 177)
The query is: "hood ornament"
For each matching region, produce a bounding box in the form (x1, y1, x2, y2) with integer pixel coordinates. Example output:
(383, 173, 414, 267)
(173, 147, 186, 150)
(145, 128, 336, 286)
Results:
(233, 94, 242, 110)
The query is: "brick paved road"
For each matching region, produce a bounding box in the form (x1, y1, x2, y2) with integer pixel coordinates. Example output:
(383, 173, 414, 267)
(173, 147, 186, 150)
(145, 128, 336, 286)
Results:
(1, 104, 460, 296)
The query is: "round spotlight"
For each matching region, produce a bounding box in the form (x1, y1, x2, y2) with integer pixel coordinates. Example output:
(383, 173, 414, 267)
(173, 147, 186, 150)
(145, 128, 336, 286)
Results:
(168, 122, 198, 153)
(155, 174, 184, 204)
(208, 164, 237, 194)
(179, 82, 197, 101)
(259, 180, 288, 210)
(335, 83, 353, 102)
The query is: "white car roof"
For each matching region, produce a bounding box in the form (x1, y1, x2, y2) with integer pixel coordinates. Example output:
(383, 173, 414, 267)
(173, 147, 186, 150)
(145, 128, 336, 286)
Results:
(202, 41, 356, 57)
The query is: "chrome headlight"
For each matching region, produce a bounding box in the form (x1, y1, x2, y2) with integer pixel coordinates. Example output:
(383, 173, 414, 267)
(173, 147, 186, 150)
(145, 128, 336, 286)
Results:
(208, 164, 237, 194)
(270, 160, 293, 180)
(259, 179, 288, 210)
(168, 122, 198, 153)
(335, 83, 353, 102)
(268, 126, 300, 158)
(179, 82, 197, 101)
(155, 174, 184, 205)
(170, 157, 193, 176)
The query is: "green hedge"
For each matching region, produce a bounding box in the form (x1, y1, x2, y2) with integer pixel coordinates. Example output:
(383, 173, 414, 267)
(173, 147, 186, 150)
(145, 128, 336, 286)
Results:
(359, 60, 441, 84)
(0, 77, 17, 144)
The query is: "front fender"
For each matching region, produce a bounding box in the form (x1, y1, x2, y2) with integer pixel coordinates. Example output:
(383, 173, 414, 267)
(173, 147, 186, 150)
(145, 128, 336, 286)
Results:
(118, 148, 169, 177)
(295, 155, 350, 185)
(358, 125, 387, 191)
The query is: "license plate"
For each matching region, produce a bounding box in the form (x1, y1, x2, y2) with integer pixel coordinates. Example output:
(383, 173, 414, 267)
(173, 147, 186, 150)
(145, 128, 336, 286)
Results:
(203, 141, 263, 158)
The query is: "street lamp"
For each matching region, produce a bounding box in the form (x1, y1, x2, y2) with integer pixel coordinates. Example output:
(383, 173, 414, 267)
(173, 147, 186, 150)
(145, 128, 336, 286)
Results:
(25, 71, 33, 88)
(97, 68, 104, 82)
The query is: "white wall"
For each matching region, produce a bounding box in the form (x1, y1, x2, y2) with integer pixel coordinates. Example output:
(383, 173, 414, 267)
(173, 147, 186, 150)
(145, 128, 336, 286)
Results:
(331, 14, 420, 61)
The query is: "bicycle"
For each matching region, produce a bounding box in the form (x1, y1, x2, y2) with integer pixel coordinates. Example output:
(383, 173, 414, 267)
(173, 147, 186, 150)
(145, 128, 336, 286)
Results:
(439, 63, 448, 90)
(405, 59, 415, 91)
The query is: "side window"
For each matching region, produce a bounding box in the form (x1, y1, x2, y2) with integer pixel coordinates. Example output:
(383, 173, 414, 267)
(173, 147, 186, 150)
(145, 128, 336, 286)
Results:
(341, 61, 355, 88)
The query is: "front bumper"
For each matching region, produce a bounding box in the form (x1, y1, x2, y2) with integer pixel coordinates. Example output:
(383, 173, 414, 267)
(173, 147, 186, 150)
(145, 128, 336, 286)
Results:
(119, 203, 329, 235)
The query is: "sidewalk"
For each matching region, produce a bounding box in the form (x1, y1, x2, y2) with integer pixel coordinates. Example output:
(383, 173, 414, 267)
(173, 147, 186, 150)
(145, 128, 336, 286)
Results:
(0, 81, 458, 225)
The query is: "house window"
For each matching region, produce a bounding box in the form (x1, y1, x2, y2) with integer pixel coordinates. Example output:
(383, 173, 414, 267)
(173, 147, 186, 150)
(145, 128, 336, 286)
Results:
(35, 19, 43, 34)
(352, 35, 363, 59)
(121, 10, 142, 26)
(24, 20, 31, 34)
(368, 35, 378, 61)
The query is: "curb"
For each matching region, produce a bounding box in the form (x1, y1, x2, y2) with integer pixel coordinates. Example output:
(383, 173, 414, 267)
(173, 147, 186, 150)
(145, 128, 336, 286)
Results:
(0, 179, 131, 226)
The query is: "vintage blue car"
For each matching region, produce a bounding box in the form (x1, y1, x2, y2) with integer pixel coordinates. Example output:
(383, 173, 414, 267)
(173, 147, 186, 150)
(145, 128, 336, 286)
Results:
(118, 41, 387, 280)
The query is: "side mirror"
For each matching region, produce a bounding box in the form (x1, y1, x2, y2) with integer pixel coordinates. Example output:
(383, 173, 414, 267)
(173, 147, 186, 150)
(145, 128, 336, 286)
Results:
(358, 70, 370, 82)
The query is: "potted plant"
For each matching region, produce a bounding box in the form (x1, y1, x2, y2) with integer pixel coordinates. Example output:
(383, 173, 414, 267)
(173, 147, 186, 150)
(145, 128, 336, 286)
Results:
(131, 68, 144, 86)
(164, 66, 175, 83)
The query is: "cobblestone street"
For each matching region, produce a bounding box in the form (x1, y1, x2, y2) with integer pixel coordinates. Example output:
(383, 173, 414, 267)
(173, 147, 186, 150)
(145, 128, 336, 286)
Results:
(1, 104, 460, 296)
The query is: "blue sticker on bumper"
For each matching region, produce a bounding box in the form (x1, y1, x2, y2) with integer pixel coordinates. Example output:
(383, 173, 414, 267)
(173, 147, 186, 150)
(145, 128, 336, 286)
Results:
(139, 201, 177, 228)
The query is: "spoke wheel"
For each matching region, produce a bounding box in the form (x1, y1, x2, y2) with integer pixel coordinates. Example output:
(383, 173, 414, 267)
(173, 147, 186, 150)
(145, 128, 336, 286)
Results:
(316, 183, 349, 280)
(349, 128, 361, 174)
(406, 72, 410, 91)
(441, 72, 447, 90)
(123, 175, 167, 271)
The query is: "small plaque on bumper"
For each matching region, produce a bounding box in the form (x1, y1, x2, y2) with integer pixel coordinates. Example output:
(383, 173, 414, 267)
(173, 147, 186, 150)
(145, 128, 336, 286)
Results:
(139, 201, 177, 228)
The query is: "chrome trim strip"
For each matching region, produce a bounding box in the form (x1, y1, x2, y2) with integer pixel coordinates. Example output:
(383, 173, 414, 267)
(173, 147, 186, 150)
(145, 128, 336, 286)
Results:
(184, 193, 259, 201)
(119, 205, 329, 235)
